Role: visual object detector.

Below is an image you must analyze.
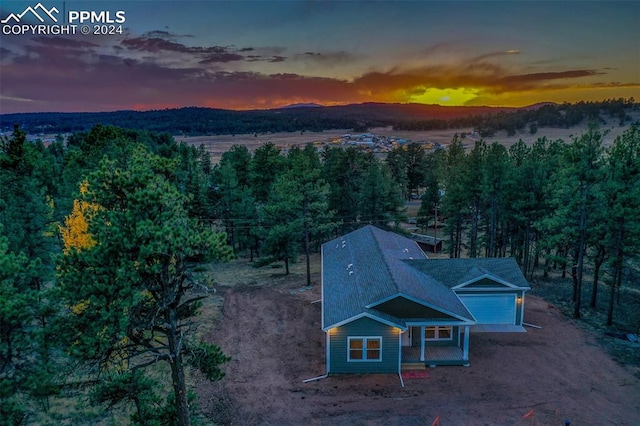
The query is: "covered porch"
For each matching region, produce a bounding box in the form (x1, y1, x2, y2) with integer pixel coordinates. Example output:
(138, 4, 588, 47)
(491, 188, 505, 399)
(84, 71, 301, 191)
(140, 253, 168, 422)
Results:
(400, 325, 470, 367)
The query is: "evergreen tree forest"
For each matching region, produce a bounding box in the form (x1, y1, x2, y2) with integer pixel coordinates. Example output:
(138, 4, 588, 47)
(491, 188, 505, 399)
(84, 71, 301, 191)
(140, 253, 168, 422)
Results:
(1, 121, 639, 424)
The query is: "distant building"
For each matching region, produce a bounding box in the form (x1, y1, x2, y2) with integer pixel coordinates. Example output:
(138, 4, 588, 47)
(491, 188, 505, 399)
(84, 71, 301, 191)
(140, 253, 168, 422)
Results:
(410, 233, 443, 253)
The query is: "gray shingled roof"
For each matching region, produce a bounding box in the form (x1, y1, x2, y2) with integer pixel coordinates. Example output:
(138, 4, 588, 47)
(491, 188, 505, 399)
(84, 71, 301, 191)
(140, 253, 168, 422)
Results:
(322, 225, 476, 330)
(406, 258, 531, 290)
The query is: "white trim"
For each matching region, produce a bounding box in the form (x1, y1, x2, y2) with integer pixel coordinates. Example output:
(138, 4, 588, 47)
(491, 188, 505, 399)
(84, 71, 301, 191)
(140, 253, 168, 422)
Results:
(347, 336, 382, 362)
(323, 312, 406, 332)
(397, 330, 402, 375)
(463, 325, 470, 362)
(420, 326, 425, 361)
(519, 293, 525, 325)
(365, 292, 474, 323)
(454, 287, 525, 292)
(452, 273, 525, 290)
(401, 327, 413, 346)
(405, 319, 474, 326)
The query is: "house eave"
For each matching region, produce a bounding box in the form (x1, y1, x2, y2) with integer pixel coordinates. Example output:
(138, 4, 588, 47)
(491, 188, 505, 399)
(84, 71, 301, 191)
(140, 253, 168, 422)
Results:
(454, 287, 530, 292)
(322, 312, 407, 332)
(452, 273, 528, 290)
(405, 320, 476, 326)
(365, 292, 474, 323)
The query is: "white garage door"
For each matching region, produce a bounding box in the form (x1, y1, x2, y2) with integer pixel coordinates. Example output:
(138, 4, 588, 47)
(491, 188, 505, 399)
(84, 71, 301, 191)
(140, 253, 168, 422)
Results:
(458, 294, 516, 324)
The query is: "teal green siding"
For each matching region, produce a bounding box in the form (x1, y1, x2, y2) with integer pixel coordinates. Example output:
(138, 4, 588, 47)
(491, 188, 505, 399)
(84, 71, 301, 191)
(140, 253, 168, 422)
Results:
(328, 317, 399, 374)
(517, 293, 524, 324)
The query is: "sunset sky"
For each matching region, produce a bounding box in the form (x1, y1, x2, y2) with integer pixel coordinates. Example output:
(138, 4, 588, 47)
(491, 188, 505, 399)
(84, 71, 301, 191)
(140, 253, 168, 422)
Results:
(1, 1, 639, 113)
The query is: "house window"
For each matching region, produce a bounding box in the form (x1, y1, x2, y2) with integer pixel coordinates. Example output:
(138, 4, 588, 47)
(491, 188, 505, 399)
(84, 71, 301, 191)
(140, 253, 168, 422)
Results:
(347, 337, 382, 361)
(424, 326, 453, 341)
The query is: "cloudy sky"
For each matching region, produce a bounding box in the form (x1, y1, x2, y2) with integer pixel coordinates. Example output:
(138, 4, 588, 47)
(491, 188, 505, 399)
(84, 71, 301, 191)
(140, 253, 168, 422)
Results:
(1, 0, 639, 113)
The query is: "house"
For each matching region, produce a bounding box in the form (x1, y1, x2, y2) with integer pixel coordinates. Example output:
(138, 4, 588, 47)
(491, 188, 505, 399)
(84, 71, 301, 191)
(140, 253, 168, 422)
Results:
(321, 225, 529, 377)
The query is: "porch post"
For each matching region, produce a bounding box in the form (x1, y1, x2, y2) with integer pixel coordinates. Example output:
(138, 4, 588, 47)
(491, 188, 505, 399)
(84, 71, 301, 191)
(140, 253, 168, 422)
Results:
(463, 325, 470, 365)
(420, 326, 425, 361)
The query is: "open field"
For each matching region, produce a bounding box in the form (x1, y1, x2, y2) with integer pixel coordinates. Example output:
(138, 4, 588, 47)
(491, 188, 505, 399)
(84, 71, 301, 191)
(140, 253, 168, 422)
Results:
(178, 112, 640, 163)
(193, 254, 640, 425)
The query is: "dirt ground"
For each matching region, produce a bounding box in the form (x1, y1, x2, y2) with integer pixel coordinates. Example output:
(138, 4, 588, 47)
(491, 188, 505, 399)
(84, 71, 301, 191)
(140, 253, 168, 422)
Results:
(194, 258, 640, 425)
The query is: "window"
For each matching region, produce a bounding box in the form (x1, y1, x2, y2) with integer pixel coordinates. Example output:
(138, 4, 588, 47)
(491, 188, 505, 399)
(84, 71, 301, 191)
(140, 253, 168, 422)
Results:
(424, 326, 453, 341)
(348, 337, 382, 361)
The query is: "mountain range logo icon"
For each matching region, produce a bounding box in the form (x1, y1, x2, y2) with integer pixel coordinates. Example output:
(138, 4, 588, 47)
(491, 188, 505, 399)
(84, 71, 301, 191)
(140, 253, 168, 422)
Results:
(1, 2, 59, 24)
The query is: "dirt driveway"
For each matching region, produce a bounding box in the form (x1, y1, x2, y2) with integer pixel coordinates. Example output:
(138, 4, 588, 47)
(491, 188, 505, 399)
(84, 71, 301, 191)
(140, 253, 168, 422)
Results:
(194, 263, 640, 425)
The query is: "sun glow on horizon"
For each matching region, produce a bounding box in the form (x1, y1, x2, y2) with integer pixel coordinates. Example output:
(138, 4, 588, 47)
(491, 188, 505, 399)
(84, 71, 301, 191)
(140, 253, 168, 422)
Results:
(406, 87, 481, 106)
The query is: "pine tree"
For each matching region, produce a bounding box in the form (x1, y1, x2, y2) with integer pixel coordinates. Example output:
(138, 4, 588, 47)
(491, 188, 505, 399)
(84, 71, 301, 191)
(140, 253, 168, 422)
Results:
(482, 142, 509, 258)
(359, 161, 405, 227)
(249, 142, 285, 203)
(441, 135, 467, 258)
(262, 152, 335, 280)
(416, 150, 444, 233)
(57, 147, 232, 426)
(463, 141, 486, 258)
(538, 126, 604, 318)
(0, 231, 41, 423)
(603, 126, 640, 325)
(0, 126, 59, 418)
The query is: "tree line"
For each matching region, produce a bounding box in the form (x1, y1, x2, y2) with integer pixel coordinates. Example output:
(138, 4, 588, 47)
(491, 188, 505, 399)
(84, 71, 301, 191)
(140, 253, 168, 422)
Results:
(2, 98, 636, 137)
(1, 121, 639, 424)
(1, 125, 232, 425)
(403, 126, 640, 325)
(210, 141, 406, 279)
(394, 98, 637, 137)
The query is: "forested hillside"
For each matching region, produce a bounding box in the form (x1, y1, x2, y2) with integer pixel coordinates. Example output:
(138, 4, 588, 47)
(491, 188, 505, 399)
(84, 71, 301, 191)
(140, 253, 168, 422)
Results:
(1, 98, 636, 137)
(1, 122, 639, 424)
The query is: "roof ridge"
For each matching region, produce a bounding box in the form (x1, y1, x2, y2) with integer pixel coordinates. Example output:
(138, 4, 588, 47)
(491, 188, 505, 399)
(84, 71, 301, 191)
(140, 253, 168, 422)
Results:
(369, 226, 400, 293)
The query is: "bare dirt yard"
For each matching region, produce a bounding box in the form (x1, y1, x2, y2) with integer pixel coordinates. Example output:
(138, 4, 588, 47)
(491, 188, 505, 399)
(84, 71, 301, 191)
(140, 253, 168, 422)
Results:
(193, 256, 640, 425)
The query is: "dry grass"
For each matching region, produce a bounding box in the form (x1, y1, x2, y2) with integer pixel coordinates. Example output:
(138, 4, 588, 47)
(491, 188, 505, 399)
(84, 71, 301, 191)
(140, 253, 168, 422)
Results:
(179, 112, 640, 163)
(194, 254, 321, 331)
(529, 267, 640, 375)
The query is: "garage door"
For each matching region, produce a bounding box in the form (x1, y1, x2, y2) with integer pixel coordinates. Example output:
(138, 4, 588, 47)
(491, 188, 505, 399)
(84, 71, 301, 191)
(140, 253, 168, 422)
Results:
(458, 294, 516, 324)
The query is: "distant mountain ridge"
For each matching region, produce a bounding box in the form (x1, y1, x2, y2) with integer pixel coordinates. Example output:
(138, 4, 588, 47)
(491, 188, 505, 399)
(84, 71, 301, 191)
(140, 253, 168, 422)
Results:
(0, 102, 526, 134)
(277, 103, 323, 109)
(1, 99, 635, 137)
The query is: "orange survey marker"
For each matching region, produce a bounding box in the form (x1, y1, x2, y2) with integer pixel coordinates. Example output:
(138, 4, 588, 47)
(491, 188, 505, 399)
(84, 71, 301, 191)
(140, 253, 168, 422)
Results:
(522, 409, 534, 425)
(431, 415, 440, 426)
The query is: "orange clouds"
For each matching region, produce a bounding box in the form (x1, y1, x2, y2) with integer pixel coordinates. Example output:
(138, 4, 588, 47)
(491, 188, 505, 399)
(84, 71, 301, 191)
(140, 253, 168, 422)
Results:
(1, 31, 638, 113)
